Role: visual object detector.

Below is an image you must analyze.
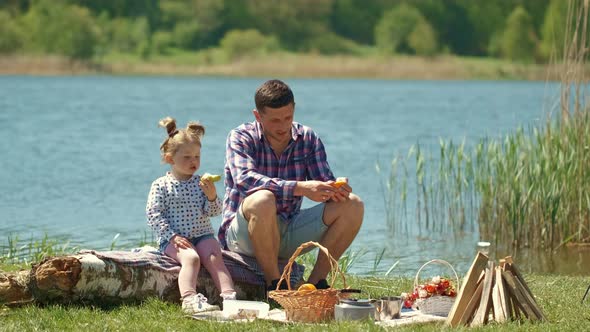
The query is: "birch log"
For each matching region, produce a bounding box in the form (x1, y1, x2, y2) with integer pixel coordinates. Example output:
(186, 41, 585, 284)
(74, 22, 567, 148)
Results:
(0, 270, 32, 305)
(1, 253, 266, 306)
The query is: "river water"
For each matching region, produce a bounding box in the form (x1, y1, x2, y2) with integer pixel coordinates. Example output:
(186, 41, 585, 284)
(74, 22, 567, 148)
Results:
(1, 76, 587, 276)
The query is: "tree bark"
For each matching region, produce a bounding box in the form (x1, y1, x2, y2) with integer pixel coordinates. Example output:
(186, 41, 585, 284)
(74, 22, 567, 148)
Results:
(0, 270, 32, 305)
(1, 253, 269, 306)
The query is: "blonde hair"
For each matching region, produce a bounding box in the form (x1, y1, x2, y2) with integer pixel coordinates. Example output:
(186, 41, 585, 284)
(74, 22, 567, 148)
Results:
(158, 117, 205, 161)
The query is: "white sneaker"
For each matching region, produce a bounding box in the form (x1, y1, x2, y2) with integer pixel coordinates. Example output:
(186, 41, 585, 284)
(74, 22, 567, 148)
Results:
(182, 293, 220, 314)
(221, 291, 237, 301)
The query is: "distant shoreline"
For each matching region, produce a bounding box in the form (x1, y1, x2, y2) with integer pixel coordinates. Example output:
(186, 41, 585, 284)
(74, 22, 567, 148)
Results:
(0, 54, 563, 81)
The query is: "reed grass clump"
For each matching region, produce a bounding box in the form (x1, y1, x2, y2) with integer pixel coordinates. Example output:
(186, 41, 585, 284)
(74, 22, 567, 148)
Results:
(380, 0, 589, 249)
(0, 234, 79, 267)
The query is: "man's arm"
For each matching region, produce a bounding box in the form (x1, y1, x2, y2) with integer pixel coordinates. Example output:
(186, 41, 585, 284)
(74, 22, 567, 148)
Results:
(305, 133, 335, 181)
(303, 132, 351, 202)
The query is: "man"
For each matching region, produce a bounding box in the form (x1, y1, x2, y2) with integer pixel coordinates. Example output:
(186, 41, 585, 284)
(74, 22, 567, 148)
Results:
(218, 79, 363, 291)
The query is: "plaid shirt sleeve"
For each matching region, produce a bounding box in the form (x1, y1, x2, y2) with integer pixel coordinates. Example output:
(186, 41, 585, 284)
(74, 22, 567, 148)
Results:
(146, 180, 176, 242)
(226, 128, 297, 199)
(305, 133, 335, 182)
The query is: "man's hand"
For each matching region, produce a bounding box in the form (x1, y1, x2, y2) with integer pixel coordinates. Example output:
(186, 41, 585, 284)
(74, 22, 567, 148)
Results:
(296, 180, 337, 202)
(327, 178, 352, 202)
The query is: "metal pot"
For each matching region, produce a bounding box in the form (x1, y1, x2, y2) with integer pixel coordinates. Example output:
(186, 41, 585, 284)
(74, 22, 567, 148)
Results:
(334, 299, 376, 321)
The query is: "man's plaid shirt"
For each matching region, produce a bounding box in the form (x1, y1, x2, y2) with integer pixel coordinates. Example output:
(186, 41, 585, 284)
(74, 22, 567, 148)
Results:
(218, 121, 335, 249)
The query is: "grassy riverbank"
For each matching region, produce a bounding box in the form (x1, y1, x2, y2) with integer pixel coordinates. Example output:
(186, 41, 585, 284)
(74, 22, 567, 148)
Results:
(1, 273, 589, 331)
(0, 52, 558, 80)
(2, 237, 589, 330)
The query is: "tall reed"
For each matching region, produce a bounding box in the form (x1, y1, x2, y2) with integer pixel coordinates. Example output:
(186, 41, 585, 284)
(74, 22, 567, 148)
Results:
(0, 234, 79, 265)
(380, 0, 589, 249)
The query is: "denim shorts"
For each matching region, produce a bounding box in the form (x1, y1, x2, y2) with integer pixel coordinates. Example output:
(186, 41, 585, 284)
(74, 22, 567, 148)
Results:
(159, 233, 215, 253)
(225, 203, 328, 259)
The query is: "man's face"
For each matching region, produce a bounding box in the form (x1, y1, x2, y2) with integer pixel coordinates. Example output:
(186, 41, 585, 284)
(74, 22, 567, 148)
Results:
(254, 103, 295, 145)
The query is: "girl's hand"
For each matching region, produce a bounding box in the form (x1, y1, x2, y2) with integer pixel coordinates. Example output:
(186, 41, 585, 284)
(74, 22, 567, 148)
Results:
(199, 178, 217, 201)
(171, 235, 192, 249)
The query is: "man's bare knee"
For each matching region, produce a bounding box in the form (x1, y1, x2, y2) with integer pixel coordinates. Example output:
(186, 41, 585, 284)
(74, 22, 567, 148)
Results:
(324, 193, 364, 227)
(242, 190, 277, 221)
(349, 194, 364, 214)
(345, 193, 364, 225)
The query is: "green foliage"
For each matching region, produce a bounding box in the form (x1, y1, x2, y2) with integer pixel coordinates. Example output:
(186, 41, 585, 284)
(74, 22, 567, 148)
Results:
(501, 6, 537, 62)
(75, 0, 160, 31)
(151, 30, 173, 55)
(172, 21, 200, 50)
(419, 1, 474, 55)
(304, 31, 362, 55)
(0, 10, 24, 53)
(331, 0, 385, 45)
(246, 0, 334, 51)
(0, 0, 576, 63)
(158, 0, 195, 30)
(21, 0, 100, 60)
(192, 0, 226, 48)
(374, 4, 425, 54)
(219, 29, 278, 60)
(408, 19, 438, 56)
(108, 17, 150, 55)
(540, 0, 569, 60)
(487, 31, 503, 58)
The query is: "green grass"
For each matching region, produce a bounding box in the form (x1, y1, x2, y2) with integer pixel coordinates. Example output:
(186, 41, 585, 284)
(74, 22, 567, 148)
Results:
(1, 274, 589, 331)
(4, 235, 586, 330)
(0, 234, 80, 268)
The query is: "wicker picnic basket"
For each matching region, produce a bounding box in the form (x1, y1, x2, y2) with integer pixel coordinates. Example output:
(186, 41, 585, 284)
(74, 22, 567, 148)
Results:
(268, 241, 346, 323)
(413, 259, 460, 317)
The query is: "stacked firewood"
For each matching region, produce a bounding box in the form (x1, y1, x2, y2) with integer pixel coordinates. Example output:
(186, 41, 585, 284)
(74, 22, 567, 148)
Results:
(446, 252, 546, 327)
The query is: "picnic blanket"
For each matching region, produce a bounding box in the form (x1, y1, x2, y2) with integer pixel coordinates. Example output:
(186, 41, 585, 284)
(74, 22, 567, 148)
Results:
(191, 307, 447, 326)
(79, 247, 305, 287)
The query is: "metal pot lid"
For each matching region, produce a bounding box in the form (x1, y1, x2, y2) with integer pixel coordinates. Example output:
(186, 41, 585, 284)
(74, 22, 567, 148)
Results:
(339, 298, 373, 307)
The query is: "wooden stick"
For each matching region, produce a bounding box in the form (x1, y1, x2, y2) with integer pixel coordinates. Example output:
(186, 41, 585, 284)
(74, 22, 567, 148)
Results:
(446, 252, 489, 327)
(502, 273, 522, 319)
(508, 268, 546, 321)
(471, 261, 495, 326)
(504, 258, 546, 321)
(492, 273, 503, 322)
(504, 258, 534, 297)
(493, 266, 508, 322)
(457, 277, 484, 326)
(500, 261, 517, 319)
(502, 270, 539, 320)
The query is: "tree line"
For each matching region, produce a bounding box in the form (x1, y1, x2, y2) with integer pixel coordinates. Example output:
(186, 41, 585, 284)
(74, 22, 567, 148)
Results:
(0, 0, 574, 62)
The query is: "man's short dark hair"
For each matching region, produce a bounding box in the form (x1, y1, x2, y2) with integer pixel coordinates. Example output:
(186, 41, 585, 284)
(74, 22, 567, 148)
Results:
(254, 79, 294, 112)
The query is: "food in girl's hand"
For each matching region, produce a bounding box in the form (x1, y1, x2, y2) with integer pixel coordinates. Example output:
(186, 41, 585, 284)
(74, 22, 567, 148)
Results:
(331, 177, 348, 188)
(297, 283, 317, 292)
(202, 173, 222, 182)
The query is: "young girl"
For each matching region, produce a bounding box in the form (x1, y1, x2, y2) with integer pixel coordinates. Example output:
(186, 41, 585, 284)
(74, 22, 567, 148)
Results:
(146, 117, 236, 314)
